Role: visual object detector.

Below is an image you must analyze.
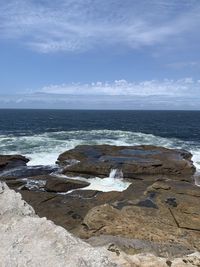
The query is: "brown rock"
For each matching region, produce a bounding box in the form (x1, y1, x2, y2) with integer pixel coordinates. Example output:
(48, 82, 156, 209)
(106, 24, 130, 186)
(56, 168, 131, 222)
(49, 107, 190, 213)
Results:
(57, 145, 195, 180)
(44, 177, 90, 193)
(151, 181, 171, 190)
(0, 165, 58, 181)
(87, 235, 194, 258)
(18, 189, 122, 233)
(0, 154, 29, 171)
(147, 180, 200, 232)
(79, 180, 200, 251)
(4, 179, 26, 189)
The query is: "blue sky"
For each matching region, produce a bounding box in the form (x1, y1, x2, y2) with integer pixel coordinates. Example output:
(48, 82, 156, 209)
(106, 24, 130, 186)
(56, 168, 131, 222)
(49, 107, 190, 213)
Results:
(0, 0, 200, 109)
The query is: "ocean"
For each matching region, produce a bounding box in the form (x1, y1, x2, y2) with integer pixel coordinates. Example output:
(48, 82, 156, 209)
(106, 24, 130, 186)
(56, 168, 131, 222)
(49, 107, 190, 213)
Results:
(1, 109, 200, 171)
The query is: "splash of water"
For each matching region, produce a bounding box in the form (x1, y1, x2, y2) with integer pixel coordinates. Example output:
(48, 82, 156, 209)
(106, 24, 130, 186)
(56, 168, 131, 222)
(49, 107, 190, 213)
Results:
(1, 130, 200, 170)
(109, 168, 123, 179)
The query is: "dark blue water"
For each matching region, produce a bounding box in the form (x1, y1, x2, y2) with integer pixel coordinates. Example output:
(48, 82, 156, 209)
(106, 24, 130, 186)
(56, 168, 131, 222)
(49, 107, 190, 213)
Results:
(0, 109, 200, 167)
(0, 109, 200, 142)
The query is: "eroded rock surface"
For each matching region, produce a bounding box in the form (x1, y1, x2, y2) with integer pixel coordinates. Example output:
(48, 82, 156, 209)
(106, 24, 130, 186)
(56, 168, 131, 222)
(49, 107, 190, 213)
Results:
(57, 145, 195, 180)
(19, 188, 121, 232)
(79, 180, 200, 252)
(0, 182, 199, 267)
(0, 146, 199, 266)
(0, 182, 117, 267)
(15, 178, 200, 256)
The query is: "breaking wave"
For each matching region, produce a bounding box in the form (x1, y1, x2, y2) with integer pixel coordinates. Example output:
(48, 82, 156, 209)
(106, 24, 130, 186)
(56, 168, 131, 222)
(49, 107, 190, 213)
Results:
(0, 130, 200, 169)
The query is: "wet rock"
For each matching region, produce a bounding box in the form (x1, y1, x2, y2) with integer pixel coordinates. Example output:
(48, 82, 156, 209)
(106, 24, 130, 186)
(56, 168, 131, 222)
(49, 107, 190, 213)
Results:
(45, 177, 90, 193)
(57, 145, 195, 180)
(137, 198, 158, 209)
(0, 154, 29, 171)
(4, 179, 26, 190)
(0, 164, 59, 180)
(69, 189, 100, 199)
(165, 197, 177, 208)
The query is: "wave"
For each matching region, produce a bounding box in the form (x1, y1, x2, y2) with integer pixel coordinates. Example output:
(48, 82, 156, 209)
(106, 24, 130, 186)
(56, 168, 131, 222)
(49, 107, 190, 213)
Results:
(55, 169, 131, 193)
(0, 130, 200, 170)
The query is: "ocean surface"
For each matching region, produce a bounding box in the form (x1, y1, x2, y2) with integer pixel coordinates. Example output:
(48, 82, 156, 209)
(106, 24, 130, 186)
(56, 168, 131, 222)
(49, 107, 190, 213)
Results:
(1, 109, 200, 171)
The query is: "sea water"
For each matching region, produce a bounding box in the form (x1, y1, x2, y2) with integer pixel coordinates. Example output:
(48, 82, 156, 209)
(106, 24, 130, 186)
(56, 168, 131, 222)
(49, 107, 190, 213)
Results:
(0, 109, 200, 191)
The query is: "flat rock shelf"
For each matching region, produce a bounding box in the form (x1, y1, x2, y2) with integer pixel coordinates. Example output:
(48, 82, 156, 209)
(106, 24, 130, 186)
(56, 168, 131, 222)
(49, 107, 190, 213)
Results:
(0, 145, 200, 266)
(57, 145, 195, 180)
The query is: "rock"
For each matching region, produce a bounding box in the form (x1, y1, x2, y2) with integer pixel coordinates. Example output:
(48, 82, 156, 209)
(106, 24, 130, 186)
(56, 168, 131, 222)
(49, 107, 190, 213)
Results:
(87, 235, 194, 258)
(4, 179, 26, 190)
(146, 180, 200, 231)
(109, 252, 200, 267)
(0, 154, 29, 171)
(0, 182, 117, 267)
(171, 252, 200, 266)
(148, 180, 200, 197)
(195, 175, 200, 186)
(1, 182, 199, 267)
(14, 175, 200, 253)
(57, 145, 195, 180)
(112, 252, 170, 267)
(79, 180, 200, 251)
(18, 189, 121, 233)
(0, 164, 59, 180)
(45, 177, 90, 193)
(151, 181, 171, 190)
(10, 175, 90, 193)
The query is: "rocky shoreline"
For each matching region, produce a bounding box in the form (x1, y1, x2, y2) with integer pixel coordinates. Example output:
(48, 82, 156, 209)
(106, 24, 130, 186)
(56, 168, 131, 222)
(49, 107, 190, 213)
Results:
(0, 145, 200, 266)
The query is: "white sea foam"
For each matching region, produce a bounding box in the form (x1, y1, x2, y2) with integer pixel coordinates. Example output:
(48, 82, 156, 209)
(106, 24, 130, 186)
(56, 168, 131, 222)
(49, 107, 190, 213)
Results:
(195, 175, 200, 187)
(56, 169, 131, 192)
(82, 177, 131, 192)
(82, 169, 130, 192)
(109, 169, 123, 179)
(0, 130, 200, 170)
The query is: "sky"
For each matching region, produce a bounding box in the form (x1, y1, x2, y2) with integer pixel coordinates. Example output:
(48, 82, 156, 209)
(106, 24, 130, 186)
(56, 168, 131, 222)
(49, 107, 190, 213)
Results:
(0, 0, 200, 109)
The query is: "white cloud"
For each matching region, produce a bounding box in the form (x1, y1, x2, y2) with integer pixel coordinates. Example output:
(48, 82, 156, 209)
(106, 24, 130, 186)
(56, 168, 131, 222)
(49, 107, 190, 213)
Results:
(167, 61, 200, 69)
(0, 0, 199, 53)
(1, 78, 200, 109)
(39, 78, 200, 96)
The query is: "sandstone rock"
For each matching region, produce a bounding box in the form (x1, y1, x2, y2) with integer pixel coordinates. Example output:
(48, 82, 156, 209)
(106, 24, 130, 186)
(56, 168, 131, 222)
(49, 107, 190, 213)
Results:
(109, 252, 200, 267)
(1, 182, 200, 267)
(146, 180, 200, 231)
(79, 180, 200, 251)
(151, 181, 171, 190)
(15, 175, 200, 253)
(19, 189, 121, 233)
(171, 252, 200, 267)
(0, 182, 117, 267)
(45, 177, 90, 193)
(57, 145, 195, 179)
(87, 235, 194, 258)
